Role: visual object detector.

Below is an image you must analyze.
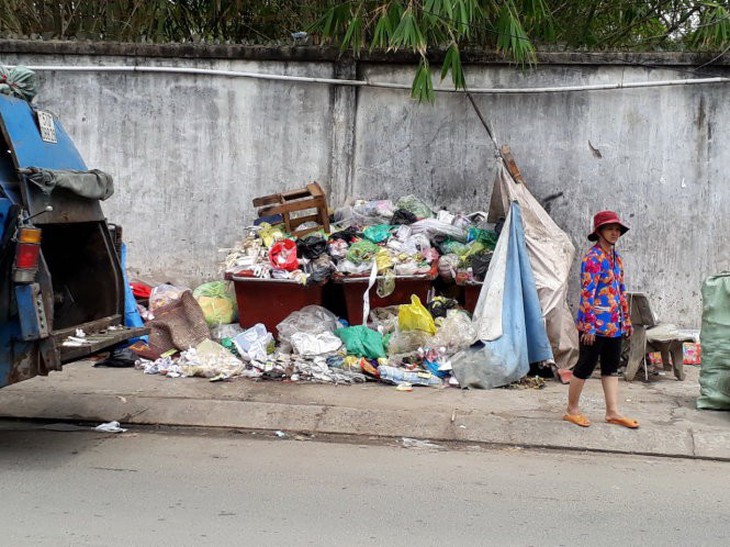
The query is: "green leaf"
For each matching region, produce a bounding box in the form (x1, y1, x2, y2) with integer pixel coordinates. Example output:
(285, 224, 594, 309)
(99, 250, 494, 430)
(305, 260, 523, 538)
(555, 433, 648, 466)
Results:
(411, 59, 435, 103)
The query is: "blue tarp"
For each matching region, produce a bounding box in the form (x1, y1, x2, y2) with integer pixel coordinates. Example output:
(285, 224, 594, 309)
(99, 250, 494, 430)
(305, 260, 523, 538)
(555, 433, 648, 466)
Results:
(452, 202, 553, 388)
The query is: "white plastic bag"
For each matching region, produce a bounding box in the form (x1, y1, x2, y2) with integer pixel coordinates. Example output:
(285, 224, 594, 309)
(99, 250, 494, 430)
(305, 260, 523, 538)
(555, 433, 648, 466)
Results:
(276, 305, 339, 344)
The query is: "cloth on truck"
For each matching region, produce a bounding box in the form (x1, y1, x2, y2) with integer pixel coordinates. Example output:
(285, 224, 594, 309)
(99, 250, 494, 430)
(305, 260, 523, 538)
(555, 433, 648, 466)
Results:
(0, 65, 37, 102)
(487, 163, 579, 369)
(25, 168, 115, 201)
(146, 291, 210, 358)
(452, 202, 554, 389)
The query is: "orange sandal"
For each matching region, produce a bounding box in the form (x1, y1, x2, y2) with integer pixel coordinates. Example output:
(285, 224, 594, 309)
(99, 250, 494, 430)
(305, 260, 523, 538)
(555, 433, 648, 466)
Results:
(563, 414, 591, 427)
(606, 417, 640, 429)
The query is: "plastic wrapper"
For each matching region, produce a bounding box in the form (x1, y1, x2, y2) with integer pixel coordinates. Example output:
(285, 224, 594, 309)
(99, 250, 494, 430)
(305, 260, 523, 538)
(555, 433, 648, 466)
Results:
(431, 310, 476, 350)
(396, 195, 433, 220)
(149, 284, 190, 313)
(297, 235, 327, 259)
(438, 254, 460, 280)
(388, 329, 433, 355)
(232, 323, 275, 361)
(398, 295, 437, 335)
(276, 305, 339, 345)
(328, 239, 349, 260)
(411, 219, 468, 242)
(378, 366, 442, 387)
(192, 281, 238, 326)
(337, 200, 395, 226)
(346, 240, 380, 265)
(376, 269, 396, 298)
(290, 331, 343, 357)
(370, 306, 401, 334)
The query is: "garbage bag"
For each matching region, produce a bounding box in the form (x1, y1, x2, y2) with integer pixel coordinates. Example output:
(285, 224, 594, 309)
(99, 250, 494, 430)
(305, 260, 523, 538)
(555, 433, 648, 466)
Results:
(93, 347, 137, 368)
(276, 305, 339, 345)
(149, 284, 190, 313)
(193, 281, 238, 326)
(329, 226, 361, 243)
(387, 328, 433, 355)
(363, 224, 392, 244)
(398, 295, 437, 335)
(396, 195, 433, 220)
(232, 323, 275, 362)
(297, 235, 327, 259)
(335, 325, 386, 359)
(431, 310, 476, 350)
(370, 306, 401, 334)
(698, 273, 730, 410)
(470, 252, 493, 282)
(427, 297, 459, 319)
(391, 209, 418, 225)
(467, 227, 499, 250)
(269, 239, 299, 271)
(346, 240, 380, 265)
(0, 65, 38, 101)
(307, 257, 334, 285)
(178, 339, 245, 378)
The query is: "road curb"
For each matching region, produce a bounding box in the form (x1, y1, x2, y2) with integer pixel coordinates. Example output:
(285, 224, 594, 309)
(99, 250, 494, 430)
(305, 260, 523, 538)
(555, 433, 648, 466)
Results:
(2, 389, 728, 461)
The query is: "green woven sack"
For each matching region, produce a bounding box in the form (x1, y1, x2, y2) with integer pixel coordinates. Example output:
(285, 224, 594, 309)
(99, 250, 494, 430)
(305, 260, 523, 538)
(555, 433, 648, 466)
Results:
(697, 272, 730, 410)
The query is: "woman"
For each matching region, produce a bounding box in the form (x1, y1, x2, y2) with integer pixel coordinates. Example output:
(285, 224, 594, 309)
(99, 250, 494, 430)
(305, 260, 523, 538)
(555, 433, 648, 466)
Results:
(564, 210, 639, 429)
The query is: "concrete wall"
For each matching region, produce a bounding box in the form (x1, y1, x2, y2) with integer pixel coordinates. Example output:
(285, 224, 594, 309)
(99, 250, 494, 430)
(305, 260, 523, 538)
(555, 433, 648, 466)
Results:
(1, 43, 728, 327)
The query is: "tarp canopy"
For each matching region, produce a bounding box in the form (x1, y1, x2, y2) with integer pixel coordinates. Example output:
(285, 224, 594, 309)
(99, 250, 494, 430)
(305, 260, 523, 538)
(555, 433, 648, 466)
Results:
(487, 163, 579, 369)
(452, 201, 554, 389)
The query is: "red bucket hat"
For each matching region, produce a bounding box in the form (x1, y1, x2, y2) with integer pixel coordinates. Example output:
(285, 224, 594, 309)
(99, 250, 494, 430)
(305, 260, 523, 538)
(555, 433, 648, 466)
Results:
(588, 211, 629, 241)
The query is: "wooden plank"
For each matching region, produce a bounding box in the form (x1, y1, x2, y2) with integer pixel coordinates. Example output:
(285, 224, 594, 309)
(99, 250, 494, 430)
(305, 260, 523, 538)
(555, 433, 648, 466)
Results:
(499, 145, 527, 185)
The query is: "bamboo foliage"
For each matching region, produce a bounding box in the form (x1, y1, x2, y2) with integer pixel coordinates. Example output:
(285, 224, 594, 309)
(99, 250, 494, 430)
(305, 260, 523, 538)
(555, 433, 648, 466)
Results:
(0, 1, 728, 103)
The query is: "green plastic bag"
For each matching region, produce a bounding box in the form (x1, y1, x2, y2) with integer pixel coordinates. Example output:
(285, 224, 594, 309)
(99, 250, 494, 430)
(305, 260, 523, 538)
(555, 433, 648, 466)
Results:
(467, 227, 499, 251)
(398, 295, 437, 335)
(363, 224, 392, 244)
(193, 281, 238, 326)
(698, 273, 730, 410)
(335, 325, 386, 359)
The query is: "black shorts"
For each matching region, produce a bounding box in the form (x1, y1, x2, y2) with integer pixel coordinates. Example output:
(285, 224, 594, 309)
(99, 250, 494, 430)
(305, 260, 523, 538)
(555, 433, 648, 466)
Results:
(573, 335, 623, 380)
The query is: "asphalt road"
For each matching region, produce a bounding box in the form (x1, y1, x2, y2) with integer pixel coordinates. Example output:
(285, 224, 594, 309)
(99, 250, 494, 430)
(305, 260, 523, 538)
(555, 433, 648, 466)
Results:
(1, 421, 728, 546)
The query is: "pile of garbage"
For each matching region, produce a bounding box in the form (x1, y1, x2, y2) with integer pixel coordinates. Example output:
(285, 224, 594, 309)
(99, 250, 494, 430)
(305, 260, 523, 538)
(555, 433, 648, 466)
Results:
(132, 297, 476, 389)
(126, 193, 503, 390)
(222, 194, 498, 288)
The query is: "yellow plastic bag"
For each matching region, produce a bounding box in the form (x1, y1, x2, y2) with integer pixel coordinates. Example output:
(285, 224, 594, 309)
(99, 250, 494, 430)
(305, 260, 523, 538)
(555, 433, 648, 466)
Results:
(398, 295, 436, 335)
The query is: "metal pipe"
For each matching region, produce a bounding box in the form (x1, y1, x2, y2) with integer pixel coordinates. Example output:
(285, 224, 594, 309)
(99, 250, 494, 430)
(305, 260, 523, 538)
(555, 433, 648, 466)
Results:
(18, 64, 730, 94)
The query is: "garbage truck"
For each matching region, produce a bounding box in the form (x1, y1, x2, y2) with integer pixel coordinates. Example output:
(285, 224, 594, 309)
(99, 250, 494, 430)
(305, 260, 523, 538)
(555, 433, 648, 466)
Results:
(0, 92, 146, 388)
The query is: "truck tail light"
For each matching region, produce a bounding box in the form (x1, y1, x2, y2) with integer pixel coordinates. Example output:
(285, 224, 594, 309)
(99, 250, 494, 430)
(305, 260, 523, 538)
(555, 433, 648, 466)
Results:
(13, 227, 42, 283)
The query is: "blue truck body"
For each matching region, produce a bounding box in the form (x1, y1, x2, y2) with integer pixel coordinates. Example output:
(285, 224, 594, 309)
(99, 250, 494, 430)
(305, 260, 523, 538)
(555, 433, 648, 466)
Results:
(0, 94, 145, 388)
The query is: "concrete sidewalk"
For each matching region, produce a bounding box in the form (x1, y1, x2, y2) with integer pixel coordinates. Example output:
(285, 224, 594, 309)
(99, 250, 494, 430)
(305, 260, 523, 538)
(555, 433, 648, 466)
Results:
(1, 361, 728, 460)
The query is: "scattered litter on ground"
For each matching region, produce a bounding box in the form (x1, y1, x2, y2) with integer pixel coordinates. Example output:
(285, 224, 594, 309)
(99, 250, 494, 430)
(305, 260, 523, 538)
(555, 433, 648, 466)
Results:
(94, 421, 127, 433)
(401, 437, 442, 450)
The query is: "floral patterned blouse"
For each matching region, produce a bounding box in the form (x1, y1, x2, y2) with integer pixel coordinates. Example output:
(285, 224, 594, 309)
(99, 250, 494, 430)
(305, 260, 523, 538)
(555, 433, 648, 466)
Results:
(576, 244, 632, 338)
